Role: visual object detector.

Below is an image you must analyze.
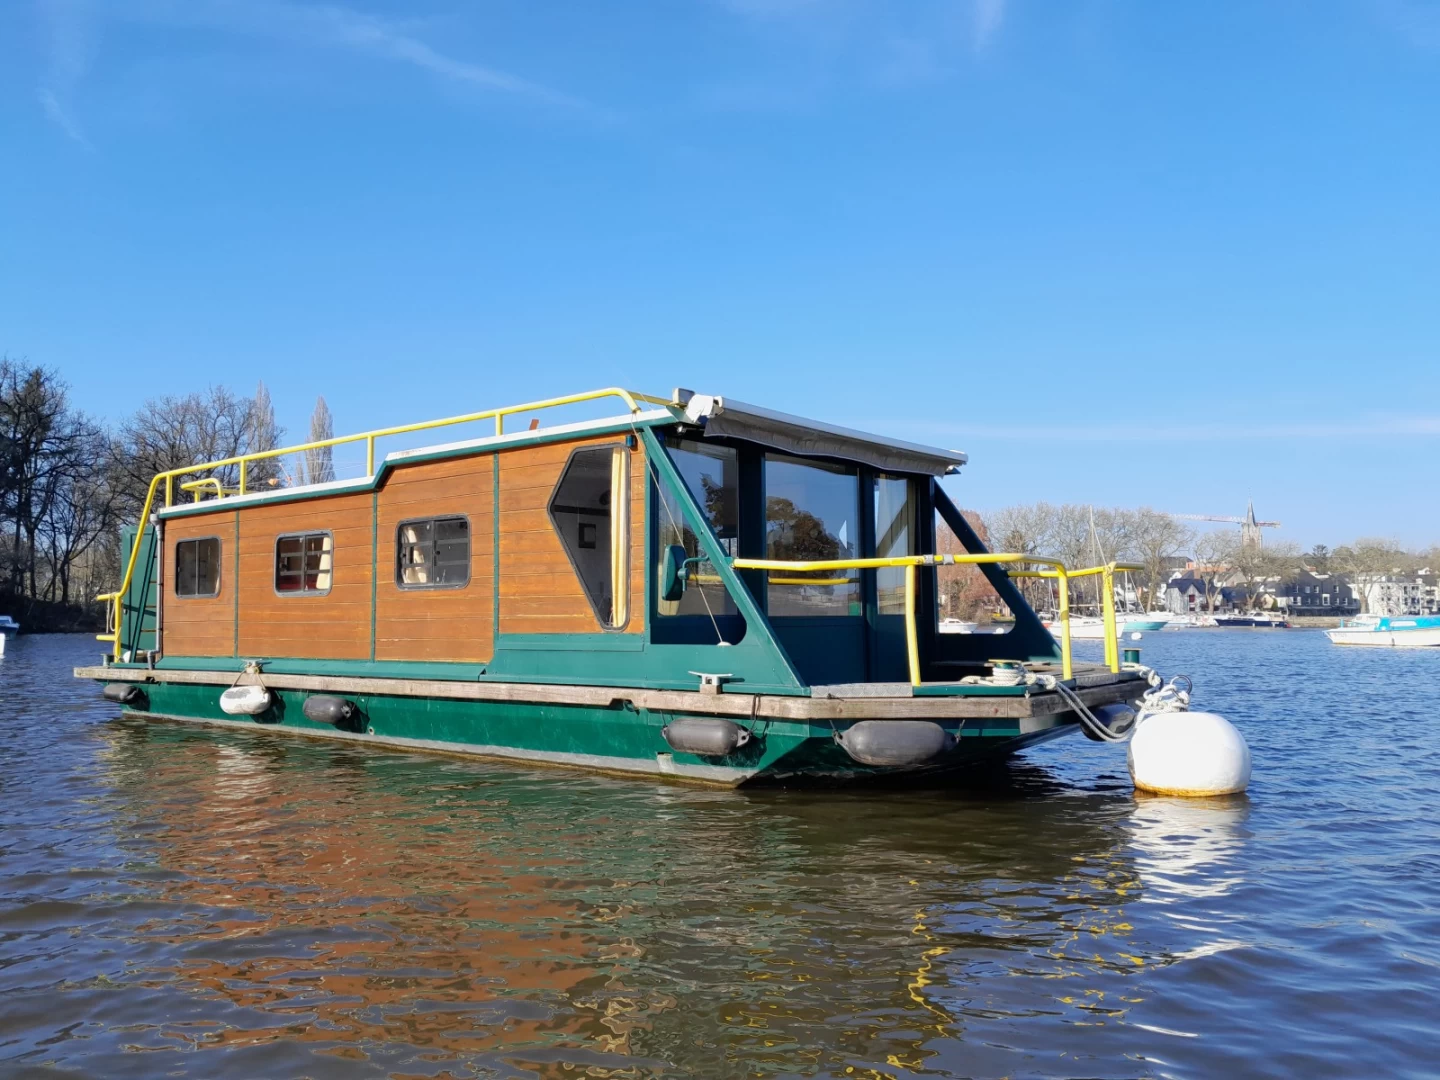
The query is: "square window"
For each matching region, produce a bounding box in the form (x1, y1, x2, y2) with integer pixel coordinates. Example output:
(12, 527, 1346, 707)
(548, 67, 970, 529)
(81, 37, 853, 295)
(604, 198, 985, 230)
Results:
(397, 516, 470, 589)
(175, 537, 221, 597)
(276, 532, 332, 595)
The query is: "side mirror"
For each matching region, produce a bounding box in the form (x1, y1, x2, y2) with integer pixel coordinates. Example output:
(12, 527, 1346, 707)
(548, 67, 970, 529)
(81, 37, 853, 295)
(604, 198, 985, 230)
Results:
(661, 545, 690, 602)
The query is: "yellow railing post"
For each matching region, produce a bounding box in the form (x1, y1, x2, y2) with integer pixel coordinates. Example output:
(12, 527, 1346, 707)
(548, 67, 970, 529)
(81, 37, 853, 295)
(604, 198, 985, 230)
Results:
(238, 459, 247, 497)
(1101, 564, 1119, 673)
(366, 436, 375, 476)
(164, 475, 173, 507)
(904, 563, 920, 687)
(1056, 566, 1073, 680)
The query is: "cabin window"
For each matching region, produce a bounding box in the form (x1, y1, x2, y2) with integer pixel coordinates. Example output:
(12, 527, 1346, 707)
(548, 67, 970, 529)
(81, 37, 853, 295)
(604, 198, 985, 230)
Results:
(397, 516, 470, 589)
(549, 445, 630, 629)
(764, 454, 861, 616)
(275, 532, 333, 595)
(874, 475, 916, 616)
(174, 537, 221, 598)
(657, 437, 739, 617)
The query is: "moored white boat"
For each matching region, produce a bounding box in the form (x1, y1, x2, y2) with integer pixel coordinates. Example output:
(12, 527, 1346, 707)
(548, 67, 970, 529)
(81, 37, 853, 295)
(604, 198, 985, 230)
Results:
(1122, 613, 1171, 632)
(0, 615, 20, 636)
(1326, 615, 1440, 648)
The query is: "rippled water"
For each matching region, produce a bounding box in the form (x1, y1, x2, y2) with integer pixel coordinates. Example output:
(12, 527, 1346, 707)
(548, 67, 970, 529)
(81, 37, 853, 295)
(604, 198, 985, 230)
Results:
(2, 633, 1438, 1078)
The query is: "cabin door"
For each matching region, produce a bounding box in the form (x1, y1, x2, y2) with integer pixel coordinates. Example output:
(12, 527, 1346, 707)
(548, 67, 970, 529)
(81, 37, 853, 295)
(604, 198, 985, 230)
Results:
(867, 474, 918, 684)
(761, 454, 870, 686)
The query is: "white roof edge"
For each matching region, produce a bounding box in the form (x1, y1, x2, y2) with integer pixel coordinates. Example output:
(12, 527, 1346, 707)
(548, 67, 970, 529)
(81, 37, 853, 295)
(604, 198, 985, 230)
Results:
(683, 394, 968, 469)
(156, 409, 679, 517)
(384, 408, 676, 461)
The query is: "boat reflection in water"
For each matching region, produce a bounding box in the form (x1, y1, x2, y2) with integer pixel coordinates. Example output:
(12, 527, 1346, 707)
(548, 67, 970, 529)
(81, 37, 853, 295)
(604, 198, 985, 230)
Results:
(87, 717, 1200, 1077)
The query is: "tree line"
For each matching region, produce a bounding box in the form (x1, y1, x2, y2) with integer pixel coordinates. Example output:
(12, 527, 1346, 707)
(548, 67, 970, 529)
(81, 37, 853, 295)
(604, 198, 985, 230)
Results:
(963, 500, 1440, 616)
(0, 358, 335, 627)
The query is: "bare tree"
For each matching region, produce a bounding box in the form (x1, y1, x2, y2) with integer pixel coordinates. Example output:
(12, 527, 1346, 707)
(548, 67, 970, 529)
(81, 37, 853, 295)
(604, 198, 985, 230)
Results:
(111, 385, 283, 516)
(304, 396, 336, 485)
(1129, 508, 1194, 611)
(1191, 529, 1235, 612)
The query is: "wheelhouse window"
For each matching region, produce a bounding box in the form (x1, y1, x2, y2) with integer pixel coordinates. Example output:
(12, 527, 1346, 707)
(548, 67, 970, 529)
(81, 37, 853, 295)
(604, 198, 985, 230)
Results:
(764, 454, 860, 616)
(275, 532, 332, 595)
(175, 537, 221, 598)
(874, 475, 916, 616)
(657, 437, 738, 617)
(397, 516, 470, 589)
(548, 445, 630, 629)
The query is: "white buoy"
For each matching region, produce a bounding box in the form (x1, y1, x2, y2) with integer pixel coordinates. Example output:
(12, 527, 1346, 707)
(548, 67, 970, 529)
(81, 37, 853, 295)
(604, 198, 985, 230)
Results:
(220, 685, 272, 716)
(1127, 710, 1251, 796)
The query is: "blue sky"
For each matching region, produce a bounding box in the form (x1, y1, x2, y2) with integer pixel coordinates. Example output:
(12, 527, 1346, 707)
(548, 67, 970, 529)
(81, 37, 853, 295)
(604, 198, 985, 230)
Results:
(2, 0, 1437, 550)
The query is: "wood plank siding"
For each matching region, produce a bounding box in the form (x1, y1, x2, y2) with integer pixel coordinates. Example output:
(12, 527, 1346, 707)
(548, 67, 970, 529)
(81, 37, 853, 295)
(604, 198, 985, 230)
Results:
(375, 454, 495, 663)
(236, 492, 373, 660)
(162, 511, 237, 658)
(156, 435, 648, 662)
(497, 437, 646, 636)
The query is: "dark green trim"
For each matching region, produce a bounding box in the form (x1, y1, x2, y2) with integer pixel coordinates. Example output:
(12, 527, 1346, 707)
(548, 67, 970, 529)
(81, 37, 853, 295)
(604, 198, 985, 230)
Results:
(369, 490, 378, 661)
(639, 427, 804, 691)
(498, 633, 645, 652)
(912, 682, 1028, 697)
(231, 511, 240, 658)
(491, 453, 500, 653)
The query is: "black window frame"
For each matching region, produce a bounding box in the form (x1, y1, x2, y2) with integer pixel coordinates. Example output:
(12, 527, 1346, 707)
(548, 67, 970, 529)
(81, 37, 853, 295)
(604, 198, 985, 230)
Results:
(546, 443, 631, 631)
(174, 536, 222, 599)
(395, 515, 472, 591)
(274, 530, 334, 597)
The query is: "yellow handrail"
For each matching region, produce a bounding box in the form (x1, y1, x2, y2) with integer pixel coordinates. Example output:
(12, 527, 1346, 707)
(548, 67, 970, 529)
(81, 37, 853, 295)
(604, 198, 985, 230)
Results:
(100, 386, 670, 660)
(1011, 562, 1143, 672)
(732, 552, 1072, 683)
(180, 478, 224, 503)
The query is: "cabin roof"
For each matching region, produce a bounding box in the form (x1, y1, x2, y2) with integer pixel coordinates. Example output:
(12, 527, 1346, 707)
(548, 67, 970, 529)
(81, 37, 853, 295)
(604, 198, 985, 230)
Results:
(681, 393, 968, 476)
(156, 387, 970, 520)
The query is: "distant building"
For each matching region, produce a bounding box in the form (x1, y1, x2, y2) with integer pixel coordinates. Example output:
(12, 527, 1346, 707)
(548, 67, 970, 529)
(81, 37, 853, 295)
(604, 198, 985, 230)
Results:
(1356, 573, 1437, 617)
(1271, 570, 1359, 617)
(1165, 575, 1208, 614)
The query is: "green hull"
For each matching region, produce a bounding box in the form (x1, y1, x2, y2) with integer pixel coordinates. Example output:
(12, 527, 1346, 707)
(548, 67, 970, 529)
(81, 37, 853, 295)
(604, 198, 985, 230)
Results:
(119, 680, 1079, 787)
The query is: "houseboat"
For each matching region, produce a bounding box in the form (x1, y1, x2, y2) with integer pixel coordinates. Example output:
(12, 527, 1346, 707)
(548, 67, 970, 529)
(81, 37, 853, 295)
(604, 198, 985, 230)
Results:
(75, 388, 1152, 786)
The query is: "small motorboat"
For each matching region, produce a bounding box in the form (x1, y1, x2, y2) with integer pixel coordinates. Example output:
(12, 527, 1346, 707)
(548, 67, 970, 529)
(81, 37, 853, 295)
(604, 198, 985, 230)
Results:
(1213, 613, 1289, 628)
(1326, 615, 1440, 648)
(0, 615, 20, 636)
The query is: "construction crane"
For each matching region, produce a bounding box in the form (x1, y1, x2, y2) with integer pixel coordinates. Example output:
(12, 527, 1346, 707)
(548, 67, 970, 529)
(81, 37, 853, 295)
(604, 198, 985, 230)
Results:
(1174, 501, 1280, 549)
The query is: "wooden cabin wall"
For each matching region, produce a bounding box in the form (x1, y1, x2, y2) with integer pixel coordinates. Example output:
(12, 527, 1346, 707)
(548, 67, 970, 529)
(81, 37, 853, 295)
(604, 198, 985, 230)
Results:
(157, 436, 647, 663)
(236, 492, 373, 660)
(497, 437, 646, 636)
(375, 454, 495, 663)
(162, 510, 237, 658)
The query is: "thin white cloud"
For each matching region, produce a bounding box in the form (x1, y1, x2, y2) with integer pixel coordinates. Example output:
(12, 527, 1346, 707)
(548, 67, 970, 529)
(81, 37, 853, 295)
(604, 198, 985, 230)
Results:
(31, 0, 590, 140)
(132, 0, 586, 109)
(36, 0, 96, 145)
(909, 414, 1440, 443)
(971, 0, 1007, 51)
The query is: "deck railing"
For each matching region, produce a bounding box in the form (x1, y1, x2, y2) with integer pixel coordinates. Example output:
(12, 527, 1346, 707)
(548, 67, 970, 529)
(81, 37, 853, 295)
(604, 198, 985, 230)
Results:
(99, 387, 669, 658)
(732, 554, 1144, 685)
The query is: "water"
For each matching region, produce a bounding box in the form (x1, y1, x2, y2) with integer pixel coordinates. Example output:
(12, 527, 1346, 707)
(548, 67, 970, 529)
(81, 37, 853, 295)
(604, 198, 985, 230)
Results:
(2, 633, 1437, 1079)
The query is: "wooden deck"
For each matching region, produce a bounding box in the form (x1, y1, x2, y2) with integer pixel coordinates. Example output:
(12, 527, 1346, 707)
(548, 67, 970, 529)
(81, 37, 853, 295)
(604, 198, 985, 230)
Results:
(76, 664, 1146, 722)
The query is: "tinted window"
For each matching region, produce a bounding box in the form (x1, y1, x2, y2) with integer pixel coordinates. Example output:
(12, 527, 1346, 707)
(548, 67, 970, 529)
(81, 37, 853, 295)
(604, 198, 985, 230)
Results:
(874, 475, 915, 615)
(549, 445, 630, 628)
(175, 537, 221, 598)
(764, 454, 860, 616)
(275, 532, 332, 595)
(658, 437, 738, 617)
(397, 516, 470, 588)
